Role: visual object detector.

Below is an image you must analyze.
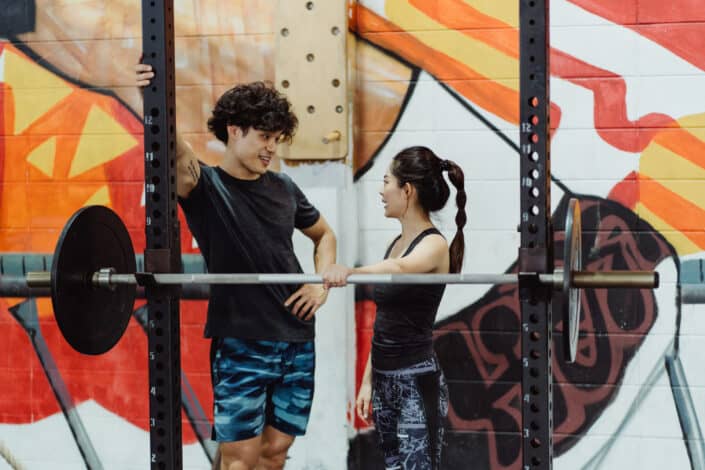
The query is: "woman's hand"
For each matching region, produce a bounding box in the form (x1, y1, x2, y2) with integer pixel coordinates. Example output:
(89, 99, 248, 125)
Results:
(356, 381, 373, 425)
(321, 263, 352, 289)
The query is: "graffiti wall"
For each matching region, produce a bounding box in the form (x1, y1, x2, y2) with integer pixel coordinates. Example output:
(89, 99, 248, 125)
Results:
(349, 0, 704, 469)
(0, 0, 704, 469)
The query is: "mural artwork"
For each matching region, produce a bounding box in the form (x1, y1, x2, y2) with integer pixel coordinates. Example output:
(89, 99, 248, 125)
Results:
(1, 0, 704, 469)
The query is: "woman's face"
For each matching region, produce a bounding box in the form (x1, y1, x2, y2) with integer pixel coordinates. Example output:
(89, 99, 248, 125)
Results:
(380, 166, 408, 218)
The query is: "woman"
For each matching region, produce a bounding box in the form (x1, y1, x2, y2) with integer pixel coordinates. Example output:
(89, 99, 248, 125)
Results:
(323, 146, 467, 469)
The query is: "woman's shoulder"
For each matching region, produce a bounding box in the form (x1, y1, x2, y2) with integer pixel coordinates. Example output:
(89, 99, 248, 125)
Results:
(416, 228, 447, 246)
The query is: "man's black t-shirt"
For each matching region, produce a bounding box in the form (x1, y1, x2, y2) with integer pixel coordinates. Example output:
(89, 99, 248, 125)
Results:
(178, 165, 320, 341)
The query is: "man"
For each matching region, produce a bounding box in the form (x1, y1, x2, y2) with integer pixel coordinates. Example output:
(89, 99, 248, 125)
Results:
(137, 64, 337, 470)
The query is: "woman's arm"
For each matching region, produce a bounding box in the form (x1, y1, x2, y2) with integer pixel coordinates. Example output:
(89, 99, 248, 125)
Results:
(352, 234, 447, 275)
(357, 352, 373, 423)
(321, 234, 448, 287)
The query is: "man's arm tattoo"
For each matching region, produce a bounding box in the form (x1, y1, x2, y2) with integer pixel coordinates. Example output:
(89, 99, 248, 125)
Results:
(187, 160, 199, 181)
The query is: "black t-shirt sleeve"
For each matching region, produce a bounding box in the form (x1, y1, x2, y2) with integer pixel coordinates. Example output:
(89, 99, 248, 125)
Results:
(284, 175, 320, 229)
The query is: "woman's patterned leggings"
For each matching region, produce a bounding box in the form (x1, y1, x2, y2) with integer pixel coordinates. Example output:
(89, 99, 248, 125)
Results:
(372, 358, 449, 470)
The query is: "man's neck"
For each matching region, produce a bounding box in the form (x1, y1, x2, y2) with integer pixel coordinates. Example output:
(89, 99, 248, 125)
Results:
(219, 154, 262, 181)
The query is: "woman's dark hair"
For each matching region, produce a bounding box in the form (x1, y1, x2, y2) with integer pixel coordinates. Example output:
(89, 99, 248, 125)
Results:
(390, 146, 467, 273)
(207, 81, 298, 144)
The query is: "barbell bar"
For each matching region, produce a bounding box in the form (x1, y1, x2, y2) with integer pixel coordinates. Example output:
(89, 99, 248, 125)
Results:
(23, 270, 658, 288)
(21, 199, 658, 360)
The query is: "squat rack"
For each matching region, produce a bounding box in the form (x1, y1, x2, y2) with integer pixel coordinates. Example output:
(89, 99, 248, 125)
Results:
(138, 1, 554, 468)
(141, 1, 182, 467)
(519, 0, 553, 468)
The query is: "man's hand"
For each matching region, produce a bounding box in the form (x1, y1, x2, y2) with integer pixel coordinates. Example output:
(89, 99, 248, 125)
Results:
(284, 284, 329, 321)
(135, 62, 154, 88)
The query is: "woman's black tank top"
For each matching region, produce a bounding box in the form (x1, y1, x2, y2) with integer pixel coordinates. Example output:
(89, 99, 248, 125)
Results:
(372, 228, 446, 371)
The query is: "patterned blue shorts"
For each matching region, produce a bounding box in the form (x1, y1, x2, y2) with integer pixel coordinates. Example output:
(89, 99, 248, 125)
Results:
(210, 337, 315, 442)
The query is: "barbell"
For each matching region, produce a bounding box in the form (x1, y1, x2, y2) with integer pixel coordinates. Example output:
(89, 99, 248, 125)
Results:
(23, 198, 658, 361)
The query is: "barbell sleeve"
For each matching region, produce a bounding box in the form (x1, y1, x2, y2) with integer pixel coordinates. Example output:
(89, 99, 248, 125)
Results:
(571, 271, 659, 289)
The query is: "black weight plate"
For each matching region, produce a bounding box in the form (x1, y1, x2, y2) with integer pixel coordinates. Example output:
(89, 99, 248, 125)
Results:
(52, 206, 136, 355)
(563, 198, 582, 363)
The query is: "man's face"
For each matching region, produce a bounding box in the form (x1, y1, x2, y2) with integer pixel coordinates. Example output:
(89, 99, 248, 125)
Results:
(228, 126, 282, 177)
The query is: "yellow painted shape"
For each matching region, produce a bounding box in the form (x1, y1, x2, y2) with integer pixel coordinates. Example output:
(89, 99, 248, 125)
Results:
(678, 113, 705, 128)
(636, 202, 701, 255)
(386, 0, 518, 82)
(4, 48, 74, 134)
(69, 105, 138, 177)
(641, 143, 705, 208)
(463, 0, 518, 27)
(677, 113, 705, 143)
(26, 137, 57, 177)
(83, 186, 111, 207)
(641, 141, 705, 179)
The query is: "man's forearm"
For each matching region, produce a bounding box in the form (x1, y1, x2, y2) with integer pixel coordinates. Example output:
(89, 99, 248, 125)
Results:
(313, 230, 337, 273)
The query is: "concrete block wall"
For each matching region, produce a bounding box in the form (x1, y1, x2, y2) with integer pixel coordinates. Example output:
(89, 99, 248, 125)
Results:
(1, 1, 705, 469)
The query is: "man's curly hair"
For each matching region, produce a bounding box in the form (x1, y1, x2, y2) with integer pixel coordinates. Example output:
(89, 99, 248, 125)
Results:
(207, 81, 298, 144)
